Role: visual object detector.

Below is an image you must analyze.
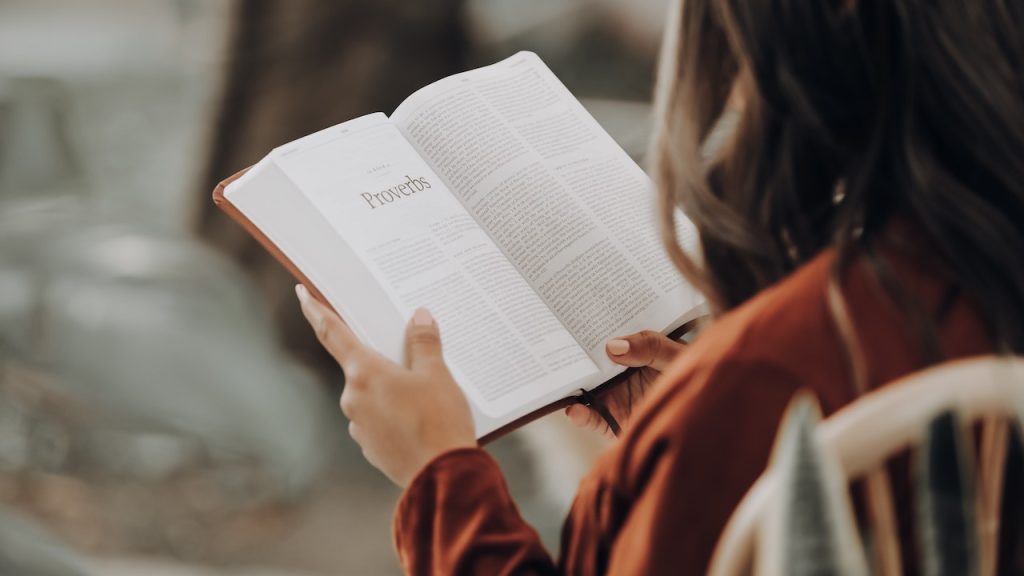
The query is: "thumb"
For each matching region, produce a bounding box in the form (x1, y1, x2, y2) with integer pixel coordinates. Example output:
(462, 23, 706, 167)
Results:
(404, 308, 445, 372)
(606, 330, 686, 372)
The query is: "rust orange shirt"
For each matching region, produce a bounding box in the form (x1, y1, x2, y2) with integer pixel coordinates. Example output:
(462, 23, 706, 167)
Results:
(393, 243, 1000, 574)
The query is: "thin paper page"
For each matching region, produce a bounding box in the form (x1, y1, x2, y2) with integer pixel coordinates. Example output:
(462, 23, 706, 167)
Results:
(224, 142, 406, 357)
(392, 52, 704, 372)
(270, 119, 596, 417)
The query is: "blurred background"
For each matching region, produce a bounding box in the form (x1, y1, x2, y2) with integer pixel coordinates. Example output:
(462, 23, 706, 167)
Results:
(0, 1, 670, 573)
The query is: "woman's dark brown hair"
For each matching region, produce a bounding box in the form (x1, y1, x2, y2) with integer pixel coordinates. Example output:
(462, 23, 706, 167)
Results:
(652, 0, 1024, 354)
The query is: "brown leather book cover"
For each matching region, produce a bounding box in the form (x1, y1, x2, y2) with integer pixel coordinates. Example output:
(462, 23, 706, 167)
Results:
(212, 172, 695, 444)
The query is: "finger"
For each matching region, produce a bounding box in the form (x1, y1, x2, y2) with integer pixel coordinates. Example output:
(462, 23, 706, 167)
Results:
(606, 330, 687, 371)
(348, 420, 363, 445)
(565, 404, 606, 432)
(340, 386, 357, 419)
(404, 308, 445, 372)
(296, 284, 363, 367)
(565, 405, 591, 427)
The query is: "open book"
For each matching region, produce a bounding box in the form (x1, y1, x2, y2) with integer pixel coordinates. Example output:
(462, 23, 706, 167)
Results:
(213, 52, 706, 442)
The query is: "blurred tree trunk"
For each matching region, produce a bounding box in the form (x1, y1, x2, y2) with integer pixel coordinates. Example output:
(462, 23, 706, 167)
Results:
(195, 0, 468, 375)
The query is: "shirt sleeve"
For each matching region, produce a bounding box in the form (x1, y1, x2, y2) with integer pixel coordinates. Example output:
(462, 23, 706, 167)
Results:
(602, 359, 806, 575)
(393, 447, 558, 575)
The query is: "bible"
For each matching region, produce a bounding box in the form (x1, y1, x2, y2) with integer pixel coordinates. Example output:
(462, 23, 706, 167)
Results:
(212, 52, 706, 442)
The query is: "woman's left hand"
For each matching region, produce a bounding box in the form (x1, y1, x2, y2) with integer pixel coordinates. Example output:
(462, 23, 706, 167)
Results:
(296, 285, 476, 487)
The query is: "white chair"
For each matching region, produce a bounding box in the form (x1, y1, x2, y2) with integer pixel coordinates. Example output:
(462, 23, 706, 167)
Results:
(708, 355, 1024, 576)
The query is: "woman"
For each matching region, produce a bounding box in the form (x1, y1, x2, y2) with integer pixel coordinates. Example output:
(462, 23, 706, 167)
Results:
(295, 0, 1024, 572)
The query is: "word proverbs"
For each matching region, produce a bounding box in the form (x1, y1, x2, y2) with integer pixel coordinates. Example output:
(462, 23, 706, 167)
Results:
(360, 175, 432, 209)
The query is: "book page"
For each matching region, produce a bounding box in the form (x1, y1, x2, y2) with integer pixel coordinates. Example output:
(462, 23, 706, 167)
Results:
(392, 52, 704, 372)
(266, 114, 597, 418)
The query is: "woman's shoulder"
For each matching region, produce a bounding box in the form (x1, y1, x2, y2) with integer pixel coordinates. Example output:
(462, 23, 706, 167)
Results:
(657, 246, 847, 409)
(606, 249, 852, 492)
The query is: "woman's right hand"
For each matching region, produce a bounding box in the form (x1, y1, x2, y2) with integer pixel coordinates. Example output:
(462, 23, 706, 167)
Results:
(565, 331, 687, 438)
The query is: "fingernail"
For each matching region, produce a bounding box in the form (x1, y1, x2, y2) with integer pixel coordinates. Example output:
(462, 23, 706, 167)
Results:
(607, 339, 630, 355)
(412, 308, 433, 327)
(295, 284, 309, 303)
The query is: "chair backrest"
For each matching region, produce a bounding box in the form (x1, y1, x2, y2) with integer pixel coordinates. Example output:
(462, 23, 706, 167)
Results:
(708, 355, 1024, 576)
